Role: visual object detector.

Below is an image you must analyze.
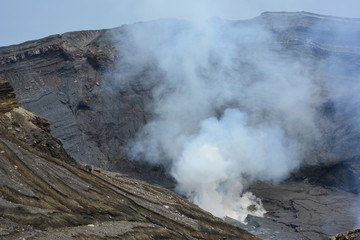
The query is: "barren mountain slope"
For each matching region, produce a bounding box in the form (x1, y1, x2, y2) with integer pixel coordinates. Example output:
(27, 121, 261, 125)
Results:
(0, 78, 258, 239)
(1, 12, 360, 240)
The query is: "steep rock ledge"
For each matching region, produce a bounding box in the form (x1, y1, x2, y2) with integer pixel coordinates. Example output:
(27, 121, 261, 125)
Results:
(0, 77, 18, 112)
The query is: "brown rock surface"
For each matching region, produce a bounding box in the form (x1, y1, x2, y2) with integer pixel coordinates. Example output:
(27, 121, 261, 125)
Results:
(332, 229, 360, 240)
(0, 77, 18, 112)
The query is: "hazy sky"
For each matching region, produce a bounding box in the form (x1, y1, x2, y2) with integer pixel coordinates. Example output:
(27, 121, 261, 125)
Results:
(1, 0, 359, 47)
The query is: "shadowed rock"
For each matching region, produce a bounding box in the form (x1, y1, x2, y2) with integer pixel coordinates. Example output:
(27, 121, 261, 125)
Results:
(0, 77, 18, 112)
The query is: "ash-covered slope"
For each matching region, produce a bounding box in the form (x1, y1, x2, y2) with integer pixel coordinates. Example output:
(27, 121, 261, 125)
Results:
(0, 78, 258, 239)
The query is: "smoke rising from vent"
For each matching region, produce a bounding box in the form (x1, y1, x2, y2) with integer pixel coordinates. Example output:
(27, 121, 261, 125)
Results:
(115, 18, 324, 221)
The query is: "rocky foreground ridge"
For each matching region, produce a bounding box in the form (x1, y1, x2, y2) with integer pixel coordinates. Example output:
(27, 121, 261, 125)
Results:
(0, 78, 258, 239)
(332, 229, 360, 240)
(1, 12, 360, 239)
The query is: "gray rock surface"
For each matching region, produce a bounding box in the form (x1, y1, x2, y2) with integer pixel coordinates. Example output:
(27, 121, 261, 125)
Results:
(240, 182, 358, 239)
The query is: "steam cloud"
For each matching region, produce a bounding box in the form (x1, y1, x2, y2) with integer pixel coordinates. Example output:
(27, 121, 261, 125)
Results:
(116, 18, 324, 221)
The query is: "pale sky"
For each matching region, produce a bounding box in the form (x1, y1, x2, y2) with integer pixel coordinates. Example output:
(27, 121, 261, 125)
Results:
(1, 0, 360, 47)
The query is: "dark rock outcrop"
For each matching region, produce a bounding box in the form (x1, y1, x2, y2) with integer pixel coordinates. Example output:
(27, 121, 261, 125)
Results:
(332, 229, 360, 240)
(0, 78, 258, 239)
(0, 77, 18, 112)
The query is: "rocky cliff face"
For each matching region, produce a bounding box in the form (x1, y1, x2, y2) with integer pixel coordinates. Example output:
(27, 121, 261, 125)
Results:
(1, 12, 360, 239)
(0, 28, 169, 187)
(0, 78, 258, 239)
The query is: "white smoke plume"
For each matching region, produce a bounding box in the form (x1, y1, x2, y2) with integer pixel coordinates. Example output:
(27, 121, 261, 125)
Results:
(116, 18, 323, 221)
